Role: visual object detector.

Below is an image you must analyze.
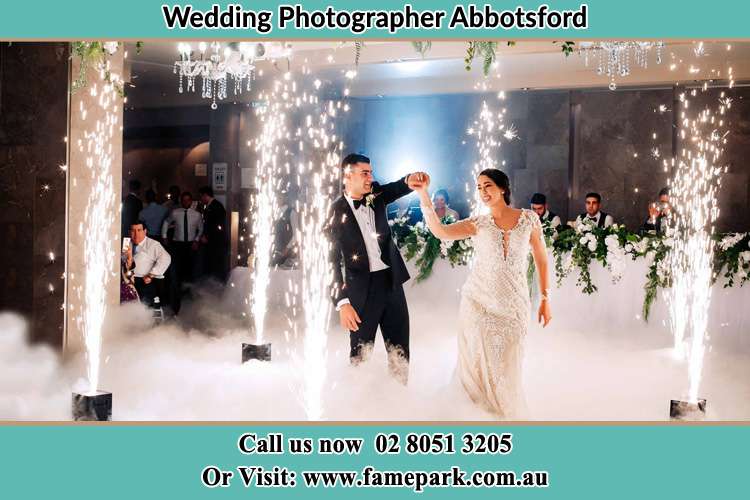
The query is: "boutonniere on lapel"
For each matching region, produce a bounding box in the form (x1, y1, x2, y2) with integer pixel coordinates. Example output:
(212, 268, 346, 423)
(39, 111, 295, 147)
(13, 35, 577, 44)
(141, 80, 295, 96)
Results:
(364, 191, 380, 208)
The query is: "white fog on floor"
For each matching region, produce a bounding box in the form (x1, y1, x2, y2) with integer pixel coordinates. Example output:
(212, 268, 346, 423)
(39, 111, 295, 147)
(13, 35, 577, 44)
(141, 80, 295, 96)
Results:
(2, 261, 749, 421)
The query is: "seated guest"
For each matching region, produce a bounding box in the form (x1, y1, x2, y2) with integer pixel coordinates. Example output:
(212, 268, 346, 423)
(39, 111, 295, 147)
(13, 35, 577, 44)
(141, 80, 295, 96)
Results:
(124, 222, 171, 307)
(642, 187, 671, 234)
(529, 192, 561, 228)
(575, 192, 614, 229)
(138, 189, 169, 244)
(433, 189, 460, 221)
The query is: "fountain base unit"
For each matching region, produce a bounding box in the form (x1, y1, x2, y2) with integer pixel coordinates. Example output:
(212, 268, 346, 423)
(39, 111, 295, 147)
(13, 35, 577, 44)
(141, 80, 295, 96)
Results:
(242, 343, 272, 363)
(72, 391, 112, 421)
(669, 398, 706, 421)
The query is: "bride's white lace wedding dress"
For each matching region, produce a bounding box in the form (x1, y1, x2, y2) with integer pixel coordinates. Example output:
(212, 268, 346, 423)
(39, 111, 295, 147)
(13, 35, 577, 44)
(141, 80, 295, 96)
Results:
(433, 208, 542, 419)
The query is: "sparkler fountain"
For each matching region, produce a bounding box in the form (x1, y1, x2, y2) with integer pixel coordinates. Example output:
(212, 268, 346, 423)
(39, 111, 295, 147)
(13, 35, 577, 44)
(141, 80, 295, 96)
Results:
(243, 77, 291, 362)
(466, 92, 514, 216)
(297, 85, 344, 420)
(71, 49, 123, 421)
(666, 87, 730, 420)
(251, 64, 346, 419)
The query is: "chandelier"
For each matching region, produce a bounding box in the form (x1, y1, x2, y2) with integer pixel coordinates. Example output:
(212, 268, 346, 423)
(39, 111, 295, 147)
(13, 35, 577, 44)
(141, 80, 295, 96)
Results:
(174, 42, 267, 109)
(579, 41, 664, 90)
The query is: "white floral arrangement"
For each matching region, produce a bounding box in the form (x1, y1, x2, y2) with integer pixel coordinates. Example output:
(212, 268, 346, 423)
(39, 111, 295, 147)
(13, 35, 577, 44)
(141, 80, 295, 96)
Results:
(390, 214, 473, 282)
(393, 216, 749, 321)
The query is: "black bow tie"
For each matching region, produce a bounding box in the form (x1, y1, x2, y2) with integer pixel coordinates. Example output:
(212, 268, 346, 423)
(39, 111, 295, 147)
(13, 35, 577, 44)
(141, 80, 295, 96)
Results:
(353, 198, 367, 210)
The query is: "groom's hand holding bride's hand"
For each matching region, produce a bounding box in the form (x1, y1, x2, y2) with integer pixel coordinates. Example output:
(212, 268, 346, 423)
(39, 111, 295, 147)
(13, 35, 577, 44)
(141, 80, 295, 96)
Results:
(339, 303, 362, 332)
(407, 172, 430, 192)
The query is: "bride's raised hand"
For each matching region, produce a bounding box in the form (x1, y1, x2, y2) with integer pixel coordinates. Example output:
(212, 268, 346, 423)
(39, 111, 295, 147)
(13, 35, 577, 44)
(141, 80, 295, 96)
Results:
(407, 172, 430, 192)
(538, 300, 551, 328)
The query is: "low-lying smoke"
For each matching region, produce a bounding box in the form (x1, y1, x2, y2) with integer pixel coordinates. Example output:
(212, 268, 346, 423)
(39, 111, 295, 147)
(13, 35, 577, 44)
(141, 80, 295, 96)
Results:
(2, 266, 749, 421)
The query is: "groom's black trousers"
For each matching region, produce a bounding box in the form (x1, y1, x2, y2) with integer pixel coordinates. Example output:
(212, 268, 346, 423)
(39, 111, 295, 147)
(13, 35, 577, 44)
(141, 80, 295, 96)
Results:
(349, 269, 410, 376)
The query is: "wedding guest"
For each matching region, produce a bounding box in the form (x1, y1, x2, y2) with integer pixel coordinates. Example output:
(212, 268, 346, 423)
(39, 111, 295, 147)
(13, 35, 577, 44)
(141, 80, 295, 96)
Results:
(138, 189, 169, 244)
(574, 192, 614, 229)
(530, 192, 561, 229)
(433, 189, 460, 221)
(161, 185, 181, 244)
(162, 192, 203, 313)
(642, 187, 671, 234)
(162, 185, 182, 211)
(124, 222, 171, 307)
(121, 179, 143, 238)
(120, 239, 139, 304)
(199, 186, 228, 283)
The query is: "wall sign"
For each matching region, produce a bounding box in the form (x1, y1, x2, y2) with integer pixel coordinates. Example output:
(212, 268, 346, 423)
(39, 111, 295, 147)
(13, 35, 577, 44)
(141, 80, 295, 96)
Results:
(212, 162, 227, 191)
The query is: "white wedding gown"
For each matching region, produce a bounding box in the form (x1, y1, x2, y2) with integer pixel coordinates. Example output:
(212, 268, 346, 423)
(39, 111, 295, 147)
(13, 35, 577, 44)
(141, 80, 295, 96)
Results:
(456, 209, 541, 419)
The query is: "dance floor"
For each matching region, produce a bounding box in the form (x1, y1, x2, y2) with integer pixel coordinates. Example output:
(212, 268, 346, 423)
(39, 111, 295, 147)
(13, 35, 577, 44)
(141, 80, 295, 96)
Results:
(2, 260, 749, 421)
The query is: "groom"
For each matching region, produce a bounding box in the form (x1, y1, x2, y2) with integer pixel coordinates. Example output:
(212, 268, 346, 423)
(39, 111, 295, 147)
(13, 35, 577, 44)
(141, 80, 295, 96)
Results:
(326, 153, 428, 383)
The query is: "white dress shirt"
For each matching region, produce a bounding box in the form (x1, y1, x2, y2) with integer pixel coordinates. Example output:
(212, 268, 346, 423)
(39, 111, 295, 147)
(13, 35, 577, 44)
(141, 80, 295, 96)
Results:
(575, 211, 614, 229)
(542, 210, 562, 228)
(132, 237, 171, 278)
(344, 194, 389, 272)
(336, 194, 390, 311)
(162, 207, 203, 242)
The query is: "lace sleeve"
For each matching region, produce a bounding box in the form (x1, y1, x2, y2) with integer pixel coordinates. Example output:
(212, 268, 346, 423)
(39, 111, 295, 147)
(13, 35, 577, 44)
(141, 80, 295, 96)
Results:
(421, 203, 477, 241)
(528, 209, 542, 232)
(527, 210, 545, 248)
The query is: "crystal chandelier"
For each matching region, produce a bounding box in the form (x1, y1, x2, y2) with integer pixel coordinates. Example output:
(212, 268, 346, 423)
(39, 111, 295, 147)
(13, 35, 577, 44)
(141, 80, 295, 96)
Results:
(175, 42, 261, 109)
(579, 41, 664, 90)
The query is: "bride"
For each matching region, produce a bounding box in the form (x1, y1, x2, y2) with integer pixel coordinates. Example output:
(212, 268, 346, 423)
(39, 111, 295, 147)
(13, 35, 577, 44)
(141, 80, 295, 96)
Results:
(415, 168, 551, 418)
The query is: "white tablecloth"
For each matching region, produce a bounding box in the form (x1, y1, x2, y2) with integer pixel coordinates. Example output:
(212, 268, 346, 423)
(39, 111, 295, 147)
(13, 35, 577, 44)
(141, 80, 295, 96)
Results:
(230, 254, 750, 355)
(401, 257, 750, 354)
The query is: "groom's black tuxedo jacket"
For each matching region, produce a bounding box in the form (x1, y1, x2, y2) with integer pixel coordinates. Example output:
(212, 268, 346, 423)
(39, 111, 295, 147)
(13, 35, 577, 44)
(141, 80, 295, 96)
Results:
(326, 177, 413, 314)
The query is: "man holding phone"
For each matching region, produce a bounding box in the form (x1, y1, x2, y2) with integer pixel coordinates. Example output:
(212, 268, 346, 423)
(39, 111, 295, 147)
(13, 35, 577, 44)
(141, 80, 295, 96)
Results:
(642, 187, 671, 234)
(123, 222, 171, 307)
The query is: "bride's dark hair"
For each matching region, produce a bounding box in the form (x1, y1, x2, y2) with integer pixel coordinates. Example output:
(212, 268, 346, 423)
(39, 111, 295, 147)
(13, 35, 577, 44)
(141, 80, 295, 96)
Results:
(478, 168, 511, 205)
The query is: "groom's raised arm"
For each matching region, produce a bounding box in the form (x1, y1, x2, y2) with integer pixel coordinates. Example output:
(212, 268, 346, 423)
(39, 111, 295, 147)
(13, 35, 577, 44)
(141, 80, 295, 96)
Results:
(377, 175, 413, 206)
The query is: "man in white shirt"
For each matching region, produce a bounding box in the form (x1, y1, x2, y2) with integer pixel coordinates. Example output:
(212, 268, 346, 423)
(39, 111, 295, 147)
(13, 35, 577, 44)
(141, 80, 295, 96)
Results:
(125, 222, 171, 307)
(574, 192, 614, 229)
(161, 192, 203, 313)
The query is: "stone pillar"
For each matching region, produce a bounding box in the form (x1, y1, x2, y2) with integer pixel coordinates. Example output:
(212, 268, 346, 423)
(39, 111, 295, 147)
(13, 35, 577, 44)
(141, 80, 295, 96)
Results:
(0, 42, 69, 347)
(64, 46, 124, 355)
(209, 102, 243, 271)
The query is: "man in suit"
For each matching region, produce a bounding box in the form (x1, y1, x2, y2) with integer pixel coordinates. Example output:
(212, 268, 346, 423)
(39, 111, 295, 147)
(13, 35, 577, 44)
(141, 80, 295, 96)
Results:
(641, 187, 671, 234)
(199, 186, 228, 283)
(574, 192, 614, 229)
(325, 153, 428, 384)
(121, 179, 143, 239)
(530, 192, 562, 229)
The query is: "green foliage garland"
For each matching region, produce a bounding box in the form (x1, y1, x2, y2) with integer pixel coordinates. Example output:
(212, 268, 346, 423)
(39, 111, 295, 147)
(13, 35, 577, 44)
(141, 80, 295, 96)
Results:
(392, 215, 750, 322)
